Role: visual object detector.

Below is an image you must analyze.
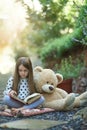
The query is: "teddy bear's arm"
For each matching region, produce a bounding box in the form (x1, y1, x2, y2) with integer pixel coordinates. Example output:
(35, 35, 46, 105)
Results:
(56, 88, 68, 98)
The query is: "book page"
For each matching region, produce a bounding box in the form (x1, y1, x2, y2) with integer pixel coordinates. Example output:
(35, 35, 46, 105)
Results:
(24, 93, 41, 102)
(10, 93, 41, 105)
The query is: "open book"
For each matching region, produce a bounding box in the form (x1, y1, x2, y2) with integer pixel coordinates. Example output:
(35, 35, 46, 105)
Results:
(10, 93, 41, 105)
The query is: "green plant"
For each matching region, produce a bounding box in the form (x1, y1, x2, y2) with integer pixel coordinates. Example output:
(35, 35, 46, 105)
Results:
(40, 28, 82, 68)
(55, 56, 83, 79)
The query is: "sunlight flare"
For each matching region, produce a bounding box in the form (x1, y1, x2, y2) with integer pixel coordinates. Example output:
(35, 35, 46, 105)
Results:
(0, 0, 27, 73)
(0, 47, 15, 74)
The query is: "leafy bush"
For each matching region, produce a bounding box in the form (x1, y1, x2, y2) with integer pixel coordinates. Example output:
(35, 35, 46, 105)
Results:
(40, 28, 82, 67)
(74, 5, 87, 46)
(55, 56, 83, 79)
(39, 3, 87, 69)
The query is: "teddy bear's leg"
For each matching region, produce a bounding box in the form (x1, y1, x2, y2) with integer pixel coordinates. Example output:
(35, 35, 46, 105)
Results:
(44, 93, 75, 111)
(63, 93, 75, 110)
(44, 99, 68, 110)
(73, 91, 87, 107)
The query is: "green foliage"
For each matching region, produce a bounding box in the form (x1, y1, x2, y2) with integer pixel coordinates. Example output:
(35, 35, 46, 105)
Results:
(28, 21, 50, 46)
(18, 0, 87, 67)
(40, 28, 82, 64)
(75, 4, 87, 46)
(26, 0, 78, 48)
(13, 49, 29, 61)
(39, 0, 68, 23)
(55, 56, 83, 79)
(39, 1, 87, 68)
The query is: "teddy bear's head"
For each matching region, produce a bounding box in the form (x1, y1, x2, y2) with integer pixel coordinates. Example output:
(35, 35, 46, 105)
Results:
(33, 66, 63, 94)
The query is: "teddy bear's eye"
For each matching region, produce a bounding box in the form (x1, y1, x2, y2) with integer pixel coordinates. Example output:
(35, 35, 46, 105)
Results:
(47, 81, 49, 84)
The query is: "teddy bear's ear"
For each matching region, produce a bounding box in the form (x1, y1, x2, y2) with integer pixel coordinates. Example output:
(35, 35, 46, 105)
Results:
(34, 66, 43, 72)
(56, 73, 63, 84)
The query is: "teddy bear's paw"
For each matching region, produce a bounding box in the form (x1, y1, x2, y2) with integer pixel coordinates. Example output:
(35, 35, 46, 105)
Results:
(79, 91, 87, 100)
(64, 104, 74, 111)
(65, 93, 75, 107)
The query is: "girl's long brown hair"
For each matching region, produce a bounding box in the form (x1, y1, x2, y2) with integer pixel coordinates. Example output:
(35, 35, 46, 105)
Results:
(13, 57, 35, 94)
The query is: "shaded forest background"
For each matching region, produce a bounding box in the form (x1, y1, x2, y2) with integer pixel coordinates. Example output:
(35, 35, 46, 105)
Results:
(0, 0, 87, 77)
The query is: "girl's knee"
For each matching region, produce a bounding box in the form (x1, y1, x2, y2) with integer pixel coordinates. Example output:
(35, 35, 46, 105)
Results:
(3, 95, 11, 103)
(40, 96, 45, 102)
(3, 95, 23, 108)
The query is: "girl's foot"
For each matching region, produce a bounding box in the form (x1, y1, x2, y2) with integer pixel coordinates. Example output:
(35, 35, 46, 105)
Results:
(11, 107, 24, 115)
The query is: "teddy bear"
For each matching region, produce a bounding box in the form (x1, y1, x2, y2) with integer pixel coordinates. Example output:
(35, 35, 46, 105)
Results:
(33, 66, 87, 111)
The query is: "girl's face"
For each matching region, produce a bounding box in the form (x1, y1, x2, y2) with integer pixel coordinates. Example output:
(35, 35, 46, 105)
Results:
(18, 64, 29, 78)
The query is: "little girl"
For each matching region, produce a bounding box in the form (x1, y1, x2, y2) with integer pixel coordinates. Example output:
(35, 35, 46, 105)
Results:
(3, 57, 45, 112)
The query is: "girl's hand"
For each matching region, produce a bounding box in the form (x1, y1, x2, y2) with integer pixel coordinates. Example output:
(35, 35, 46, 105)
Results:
(9, 90, 17, 96)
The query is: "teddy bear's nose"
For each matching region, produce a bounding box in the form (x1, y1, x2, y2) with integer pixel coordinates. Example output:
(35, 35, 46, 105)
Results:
(49, 86, 54, 91)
